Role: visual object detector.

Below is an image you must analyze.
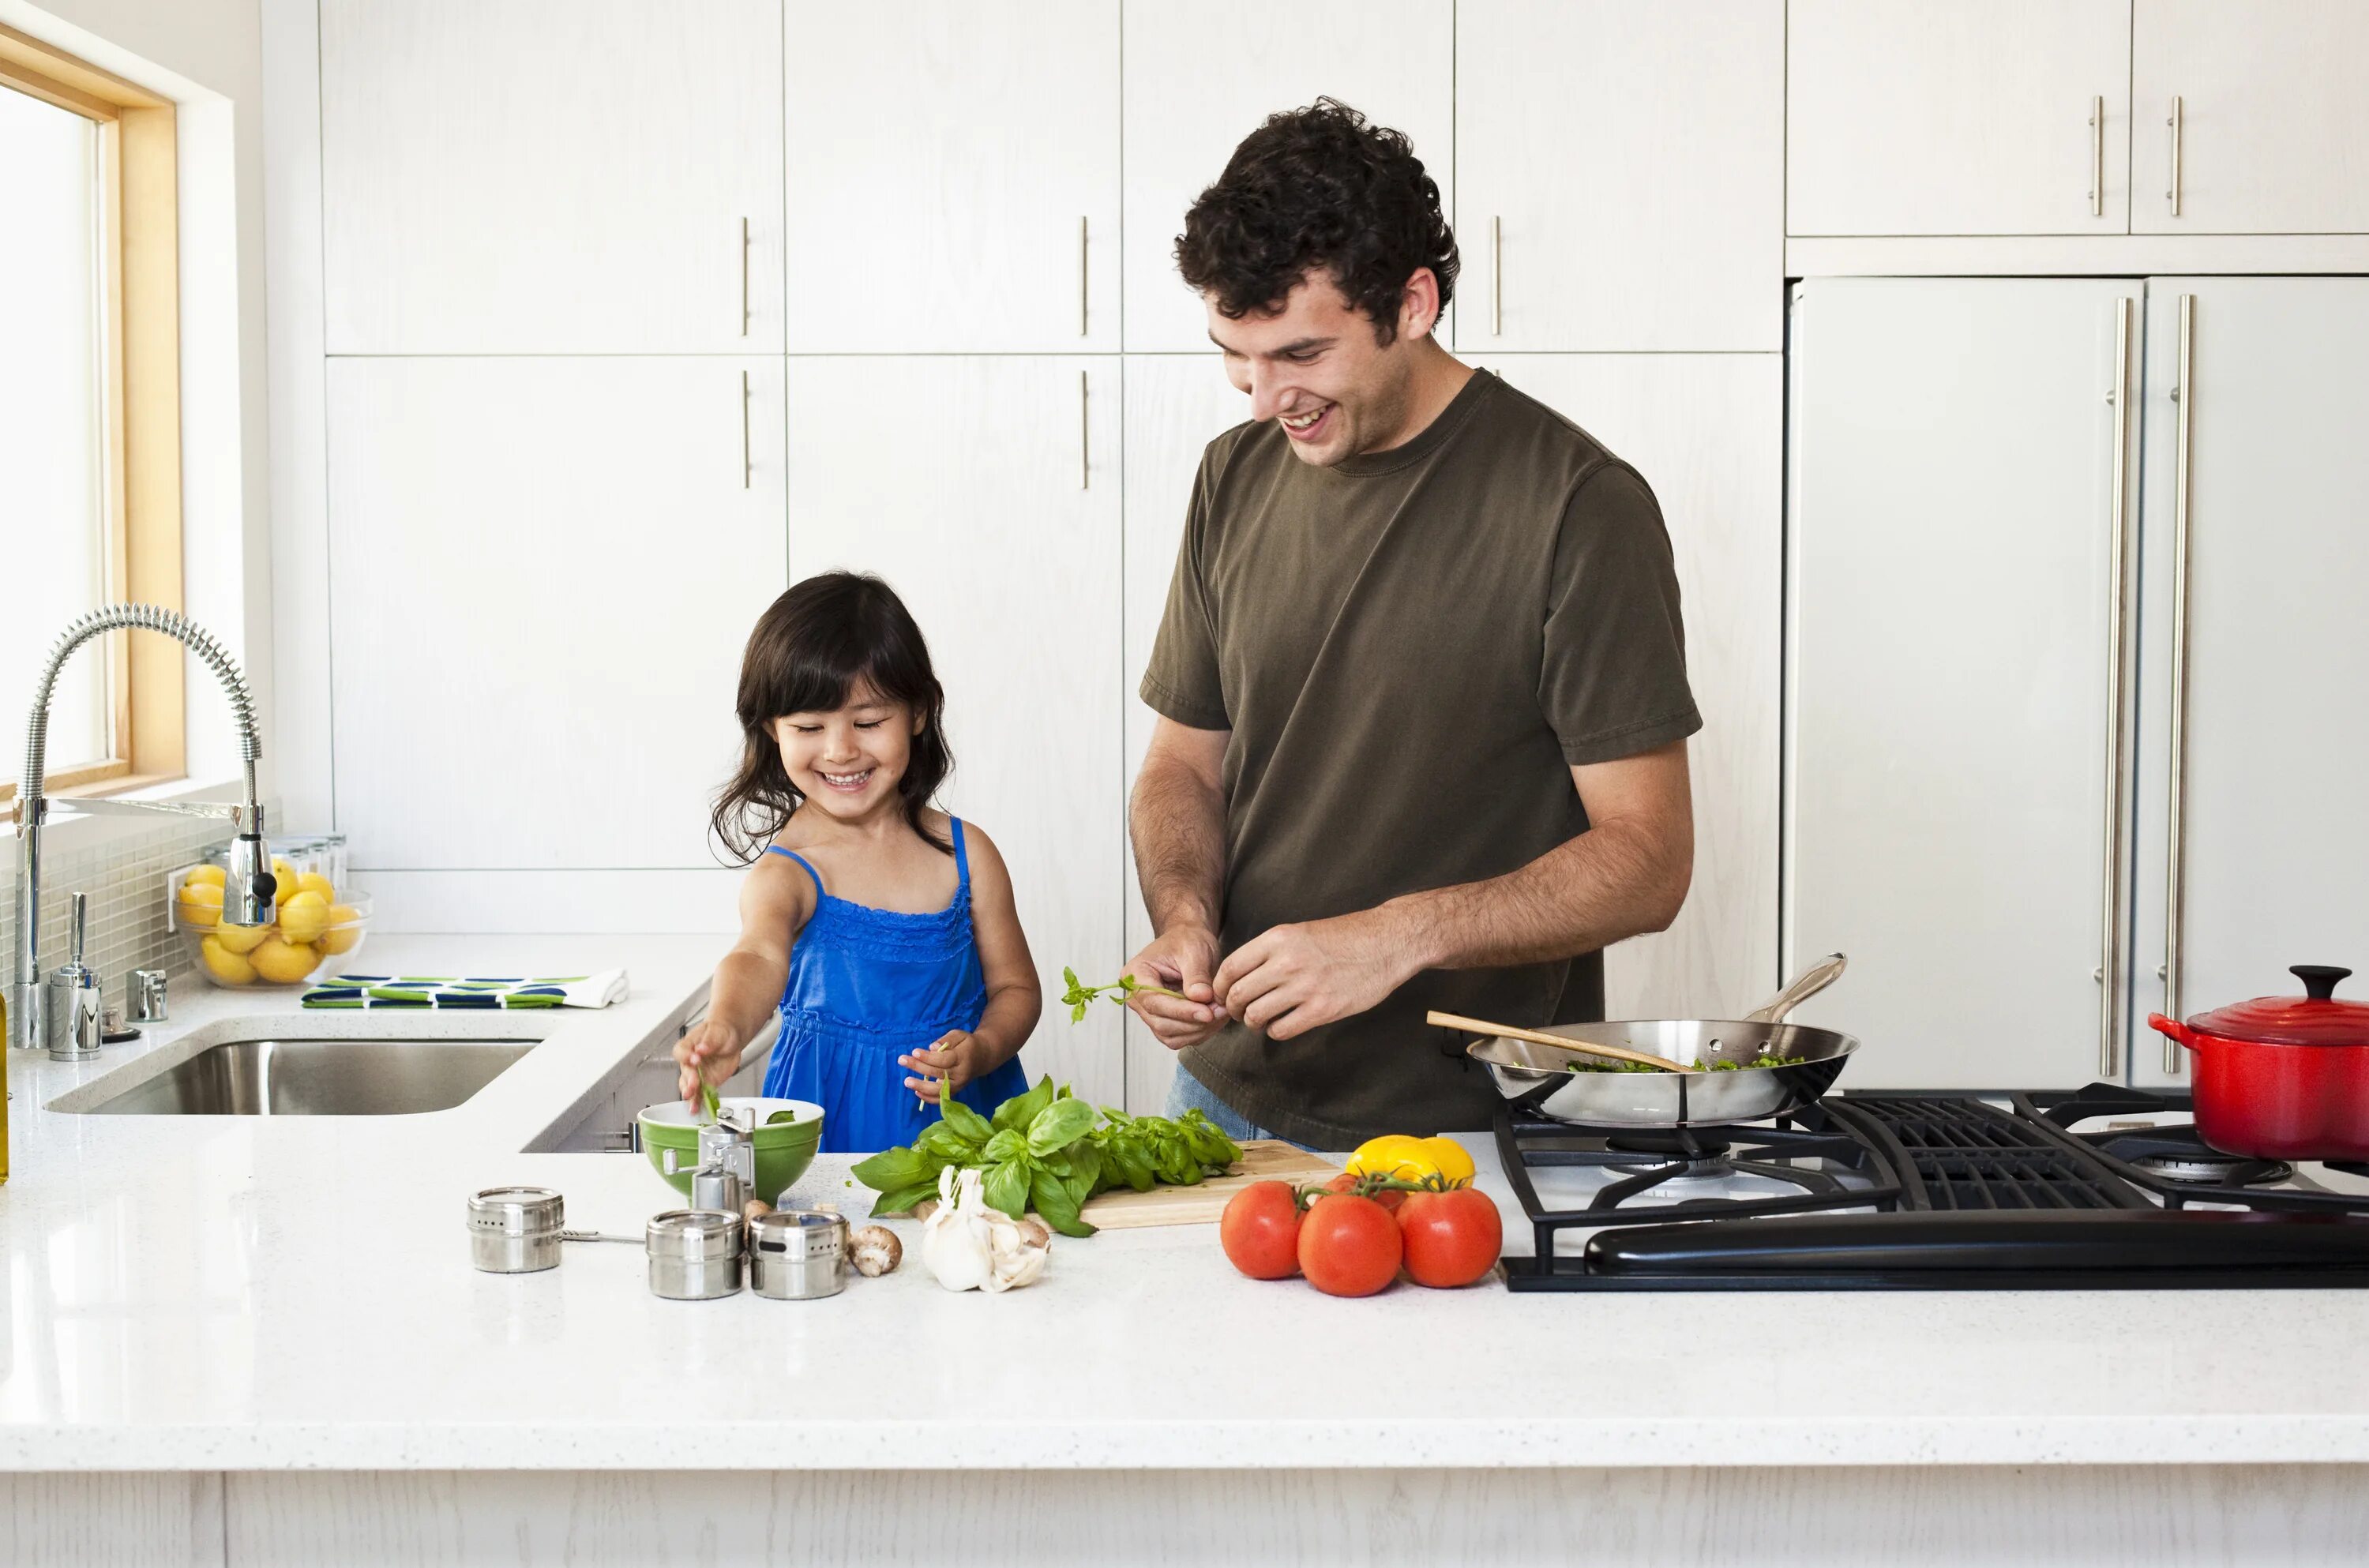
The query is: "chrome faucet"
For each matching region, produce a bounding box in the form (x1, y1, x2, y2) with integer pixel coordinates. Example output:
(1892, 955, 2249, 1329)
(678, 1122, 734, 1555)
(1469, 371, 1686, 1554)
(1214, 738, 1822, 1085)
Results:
(10, 604, 275, 1052)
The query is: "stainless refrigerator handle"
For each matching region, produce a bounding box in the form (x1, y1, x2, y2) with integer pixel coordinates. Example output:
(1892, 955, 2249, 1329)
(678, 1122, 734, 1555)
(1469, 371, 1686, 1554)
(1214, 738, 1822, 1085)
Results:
(2098, 296, 2135, 1080)
(1079, 370, 1090, 490)
(2167, 96, 2184, 217)
(2163, 292, 2197, 1073)
(1079, 216, 1089, 337)
(741, 370, 752, 490)
(1491, 216, 1504, 336)
(2089, 96, 2104, 217)
(740, 216, 750, 337)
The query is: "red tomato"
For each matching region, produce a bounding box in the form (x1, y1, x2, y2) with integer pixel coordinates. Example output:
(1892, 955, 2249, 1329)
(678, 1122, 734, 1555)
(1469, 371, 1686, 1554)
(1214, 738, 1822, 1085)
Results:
(1296, 1191, 1402, 1297)
(1323, 1172, 1405, 1212)
(1396, 1187, 1503, 1289)
(1219, 1180, 1304, 1280)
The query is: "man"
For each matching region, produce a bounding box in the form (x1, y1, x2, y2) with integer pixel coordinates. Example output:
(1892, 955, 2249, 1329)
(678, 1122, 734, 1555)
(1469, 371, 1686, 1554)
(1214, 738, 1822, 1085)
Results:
(1124, 99, 1700, 1148)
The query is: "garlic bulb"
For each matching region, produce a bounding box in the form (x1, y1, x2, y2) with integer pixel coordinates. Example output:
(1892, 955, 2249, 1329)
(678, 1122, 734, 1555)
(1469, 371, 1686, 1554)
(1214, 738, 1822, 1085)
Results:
(918, 1166, 1050, 1293)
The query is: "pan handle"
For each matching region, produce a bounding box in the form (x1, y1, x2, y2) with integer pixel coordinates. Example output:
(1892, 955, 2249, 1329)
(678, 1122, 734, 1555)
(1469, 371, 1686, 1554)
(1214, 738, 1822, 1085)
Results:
(2146, 1013, 2199, 1052)
(1744, 953, 1848, 1025)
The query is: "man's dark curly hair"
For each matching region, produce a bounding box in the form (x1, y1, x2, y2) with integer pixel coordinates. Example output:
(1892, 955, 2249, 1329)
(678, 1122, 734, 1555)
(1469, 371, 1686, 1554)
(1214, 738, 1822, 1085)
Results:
(1176, 98, 1458, 345)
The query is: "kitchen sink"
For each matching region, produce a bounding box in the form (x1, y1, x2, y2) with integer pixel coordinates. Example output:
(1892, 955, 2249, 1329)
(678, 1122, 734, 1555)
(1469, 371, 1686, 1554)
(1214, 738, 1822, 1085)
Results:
(77, 1037, 540, 1116)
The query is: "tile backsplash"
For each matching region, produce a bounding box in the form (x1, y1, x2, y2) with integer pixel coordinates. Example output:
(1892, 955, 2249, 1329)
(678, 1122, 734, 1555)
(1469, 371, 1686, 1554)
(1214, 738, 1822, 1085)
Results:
(0, 803, 282, 1009)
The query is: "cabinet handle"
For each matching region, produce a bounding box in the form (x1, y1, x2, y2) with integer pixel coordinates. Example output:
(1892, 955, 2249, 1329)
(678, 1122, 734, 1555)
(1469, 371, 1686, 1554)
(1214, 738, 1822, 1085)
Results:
(1491, 216, 1503, 336)
(1079, 216, 1089, 337)
(1079, 369, 1089, 490)
(2161, 293, 2197, 1072)
(740, 216, 751, 337)
(741, 369, 752, 490)
(2097, 296, 2135, 1080)
(2166, 96, 2184, 217)
(2088, 96, 2104, 218)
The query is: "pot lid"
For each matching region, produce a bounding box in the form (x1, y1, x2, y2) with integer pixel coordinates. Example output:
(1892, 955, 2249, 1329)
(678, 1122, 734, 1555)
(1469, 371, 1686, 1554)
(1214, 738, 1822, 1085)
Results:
(2189, 966, 2369, 1046)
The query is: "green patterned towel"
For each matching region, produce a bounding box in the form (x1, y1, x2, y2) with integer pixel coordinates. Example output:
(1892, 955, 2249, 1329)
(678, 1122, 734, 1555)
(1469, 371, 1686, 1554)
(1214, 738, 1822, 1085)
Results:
(301, 969, 628, 1010)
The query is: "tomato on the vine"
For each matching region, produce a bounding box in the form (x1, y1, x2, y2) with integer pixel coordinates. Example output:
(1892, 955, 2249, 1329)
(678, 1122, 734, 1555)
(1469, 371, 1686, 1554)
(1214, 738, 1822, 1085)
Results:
(1396, 1187, 1503, 1289)
(1296, 1191, 1402, 1296)
(1323, 1171, 1405, 1211)
(1219, 1180, 1304, 1280)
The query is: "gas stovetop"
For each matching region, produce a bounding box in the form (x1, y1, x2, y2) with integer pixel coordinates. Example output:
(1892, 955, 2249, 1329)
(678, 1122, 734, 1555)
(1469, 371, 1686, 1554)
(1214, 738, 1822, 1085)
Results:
(1496, 1083, 2369, 1291)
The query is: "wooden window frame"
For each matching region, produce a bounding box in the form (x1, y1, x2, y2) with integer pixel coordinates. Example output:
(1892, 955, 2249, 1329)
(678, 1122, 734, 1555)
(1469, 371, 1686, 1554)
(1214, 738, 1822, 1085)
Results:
(0, 23, 183, 804)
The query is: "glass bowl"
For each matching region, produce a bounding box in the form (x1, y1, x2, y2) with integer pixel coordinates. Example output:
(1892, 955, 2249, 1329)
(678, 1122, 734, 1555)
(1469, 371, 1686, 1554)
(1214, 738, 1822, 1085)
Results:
(169, 862, 372, 988)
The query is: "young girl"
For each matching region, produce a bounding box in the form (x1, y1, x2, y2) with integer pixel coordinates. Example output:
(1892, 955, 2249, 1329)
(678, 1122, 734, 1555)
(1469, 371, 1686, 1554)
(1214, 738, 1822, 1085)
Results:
(676, 572, 1040, 1153)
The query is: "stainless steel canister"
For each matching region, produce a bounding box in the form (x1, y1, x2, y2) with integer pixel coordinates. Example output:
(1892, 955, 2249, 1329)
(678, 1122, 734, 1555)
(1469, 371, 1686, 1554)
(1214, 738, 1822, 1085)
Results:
(645, 1210, 744, 1300)
(748, 1208, 847, 1300)
(469, 1186, 566, 1273)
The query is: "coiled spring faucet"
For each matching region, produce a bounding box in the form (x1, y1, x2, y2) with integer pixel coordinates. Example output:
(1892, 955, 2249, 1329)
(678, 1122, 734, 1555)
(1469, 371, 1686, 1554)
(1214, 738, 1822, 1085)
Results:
(10, 605, 274, 1053)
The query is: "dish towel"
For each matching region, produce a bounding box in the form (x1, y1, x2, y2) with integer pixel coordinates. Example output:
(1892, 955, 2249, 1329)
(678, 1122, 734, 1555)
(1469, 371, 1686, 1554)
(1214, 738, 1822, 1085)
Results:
(300, 969, 629, 1010)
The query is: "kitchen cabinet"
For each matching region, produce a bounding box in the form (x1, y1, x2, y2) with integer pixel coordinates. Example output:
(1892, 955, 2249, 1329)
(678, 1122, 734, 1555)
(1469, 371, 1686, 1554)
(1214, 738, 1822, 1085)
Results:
(325, 356, 787, 870)
(783, 1, 1120, 353)
(1470, 354, 1782, 1022)
(1119, 0, 1453, 353)
(318, 0, 784, 354)
(1455, 0, 1782, 351)
(2132, 1, 2369, 234)
(2129, 279, 2369, 1085)
(787, 357, 1125, 1108)
(1785, 278, 2142, 1090)
(1786, 0, 2131, 237)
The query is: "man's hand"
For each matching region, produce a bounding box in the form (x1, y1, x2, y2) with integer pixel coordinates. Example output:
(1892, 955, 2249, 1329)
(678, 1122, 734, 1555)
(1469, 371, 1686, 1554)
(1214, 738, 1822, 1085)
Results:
(1213, 908, 1423, 1041)
(1124, 923, 1226, 1052)
(900, 1030, 995, 1105)
(674, 1016, 745, 1105)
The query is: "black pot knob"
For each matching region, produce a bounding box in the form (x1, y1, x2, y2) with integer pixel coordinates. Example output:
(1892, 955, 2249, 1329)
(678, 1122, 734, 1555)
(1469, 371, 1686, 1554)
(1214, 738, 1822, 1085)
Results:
(2290, 965, 2353, 1001)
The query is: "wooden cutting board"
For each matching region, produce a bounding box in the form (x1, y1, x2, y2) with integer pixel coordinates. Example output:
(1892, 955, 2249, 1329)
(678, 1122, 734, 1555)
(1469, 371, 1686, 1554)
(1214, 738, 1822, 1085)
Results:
(1076, 1140, 1338, 1230)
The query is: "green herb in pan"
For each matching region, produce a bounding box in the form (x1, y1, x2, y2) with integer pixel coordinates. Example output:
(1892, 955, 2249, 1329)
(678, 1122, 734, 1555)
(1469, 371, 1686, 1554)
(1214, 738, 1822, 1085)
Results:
(1567, 1052, 1802, 1074)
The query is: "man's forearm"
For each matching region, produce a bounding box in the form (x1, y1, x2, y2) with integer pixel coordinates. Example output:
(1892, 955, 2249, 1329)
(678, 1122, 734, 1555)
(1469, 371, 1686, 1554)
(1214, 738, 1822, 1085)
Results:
(1381, 818, 1689, 973)
(1130, 758, 1226, 935)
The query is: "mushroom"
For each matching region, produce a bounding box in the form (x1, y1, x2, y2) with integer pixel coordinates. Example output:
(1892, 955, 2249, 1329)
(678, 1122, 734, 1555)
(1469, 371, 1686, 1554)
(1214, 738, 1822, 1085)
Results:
(849, 1225, 903, 1277)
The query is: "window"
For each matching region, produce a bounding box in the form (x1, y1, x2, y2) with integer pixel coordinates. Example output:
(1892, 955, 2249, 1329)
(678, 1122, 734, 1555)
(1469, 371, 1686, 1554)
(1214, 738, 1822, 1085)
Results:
(0, 23, 182, 803)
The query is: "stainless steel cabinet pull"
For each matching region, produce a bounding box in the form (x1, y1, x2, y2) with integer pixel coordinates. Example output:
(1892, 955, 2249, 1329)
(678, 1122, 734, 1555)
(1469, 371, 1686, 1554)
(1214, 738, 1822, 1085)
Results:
(741, 370, 752, 490)
(2089, 96, 2104, 217)
(2163, 293, 2197, 1072)
(1079, 369, 1089, 490)
(1079, 216, 1089, 337)
(2098, 297, 2135, 1079)
(2167, 96, 2184, 216)
(740, 217, 751, 337)
(1491, 216, 1504, 336)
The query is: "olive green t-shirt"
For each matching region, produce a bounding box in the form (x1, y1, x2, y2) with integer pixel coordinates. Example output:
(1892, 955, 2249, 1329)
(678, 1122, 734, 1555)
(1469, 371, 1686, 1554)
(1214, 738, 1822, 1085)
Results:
(1140, 369, 1701, 1146)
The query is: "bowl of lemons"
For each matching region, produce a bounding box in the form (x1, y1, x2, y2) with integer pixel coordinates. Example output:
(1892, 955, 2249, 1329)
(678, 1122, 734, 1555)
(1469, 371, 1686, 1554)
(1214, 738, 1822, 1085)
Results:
(171, 858, 371, 988)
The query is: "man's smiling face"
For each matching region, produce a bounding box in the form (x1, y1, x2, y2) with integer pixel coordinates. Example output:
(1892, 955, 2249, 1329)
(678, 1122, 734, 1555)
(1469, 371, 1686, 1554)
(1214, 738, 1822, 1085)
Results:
(1207, 267, 1428, 468)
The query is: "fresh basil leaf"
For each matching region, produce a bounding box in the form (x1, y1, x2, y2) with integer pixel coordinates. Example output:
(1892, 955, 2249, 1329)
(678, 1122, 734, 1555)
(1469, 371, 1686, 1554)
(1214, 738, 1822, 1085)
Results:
(869, 1180, 939, 1217)
(1113, 1143, 1156, 1192)
(1026, 1097, 1098, 1157)
(1031, 1168, 1096, 1239)
(983, 1127, 1027, 1165)
(1064, 1140, 1102, 1206)
(939, 1094, 993, 1147)
(850, 1146, 930, 1192)
(983, 1157, 1032, 1221)
(996, 1075, 1057, 1135)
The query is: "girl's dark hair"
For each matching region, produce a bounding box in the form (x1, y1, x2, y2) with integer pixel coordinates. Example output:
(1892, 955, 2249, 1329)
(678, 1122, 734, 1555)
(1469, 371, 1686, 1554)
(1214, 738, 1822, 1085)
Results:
(710, 572, 954, 864)
(1175, 97, 1458, 344)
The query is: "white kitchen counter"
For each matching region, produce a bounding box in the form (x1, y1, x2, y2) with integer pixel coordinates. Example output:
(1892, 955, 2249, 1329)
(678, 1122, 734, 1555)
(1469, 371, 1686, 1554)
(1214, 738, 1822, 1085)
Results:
(5, 934, 2369, 1482)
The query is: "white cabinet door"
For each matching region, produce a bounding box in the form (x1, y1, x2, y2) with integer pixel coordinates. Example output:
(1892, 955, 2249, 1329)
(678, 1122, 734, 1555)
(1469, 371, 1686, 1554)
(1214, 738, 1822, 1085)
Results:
(1120, 1, 1454, 352)
(1119, 354, 1254, 1112)
(787, 358, 1124, 1107)
(784, 2, 1119, 353)
(1470, 355, 1782, 1023)
(1787, 0, 2131, 237)
(319, 0, 784, 354)
(1787, 279, 2142, 1090)
(2133, 1, 2369, 234)
(1456, 0, 1782, 351)
(326, 358, 787, 868)
(2130, 279, 2369, 1086)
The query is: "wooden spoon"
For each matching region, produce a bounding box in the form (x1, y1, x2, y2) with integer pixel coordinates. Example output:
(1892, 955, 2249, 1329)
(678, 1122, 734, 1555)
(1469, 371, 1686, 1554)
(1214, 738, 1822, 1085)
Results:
(1425, 1011, 1689, 1074)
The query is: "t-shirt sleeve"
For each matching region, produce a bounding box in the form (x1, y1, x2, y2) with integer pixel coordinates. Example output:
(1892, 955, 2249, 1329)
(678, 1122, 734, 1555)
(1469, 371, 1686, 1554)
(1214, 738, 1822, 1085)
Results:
(1138, 456, 1231, 731)
(1538, 461, 1704, 765)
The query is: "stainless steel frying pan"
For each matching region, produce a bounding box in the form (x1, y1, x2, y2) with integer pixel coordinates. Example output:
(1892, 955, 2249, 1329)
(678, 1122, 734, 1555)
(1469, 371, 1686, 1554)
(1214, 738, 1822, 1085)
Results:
(1462, 955, 1858, 1128)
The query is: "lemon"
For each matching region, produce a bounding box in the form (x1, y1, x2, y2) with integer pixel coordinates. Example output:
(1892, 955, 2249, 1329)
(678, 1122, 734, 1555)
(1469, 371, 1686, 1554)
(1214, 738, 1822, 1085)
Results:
(1417, 1135, 1477, 1187)
(250, 936, 319, 985)
(176, 882, 224, 929)
(271, 856, 296, 885)
(320, 904, 362, 955)
(278, 890, 330, 945)
(212, 921, 272, 955)
(294, 872, 336, 902)
(1346, 1133, 1440, 1184)
(201, 934, 257, 985)
(182, 863, 227, 889)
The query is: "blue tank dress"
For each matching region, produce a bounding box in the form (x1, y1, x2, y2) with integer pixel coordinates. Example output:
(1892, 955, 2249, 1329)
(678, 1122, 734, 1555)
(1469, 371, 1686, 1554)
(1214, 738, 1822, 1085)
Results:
(761, 819, 1029, 1153)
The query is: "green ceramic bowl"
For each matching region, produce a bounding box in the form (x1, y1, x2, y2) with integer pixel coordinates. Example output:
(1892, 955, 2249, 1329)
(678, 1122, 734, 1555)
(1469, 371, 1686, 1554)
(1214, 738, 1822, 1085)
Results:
(636, 1097, 824, 1202)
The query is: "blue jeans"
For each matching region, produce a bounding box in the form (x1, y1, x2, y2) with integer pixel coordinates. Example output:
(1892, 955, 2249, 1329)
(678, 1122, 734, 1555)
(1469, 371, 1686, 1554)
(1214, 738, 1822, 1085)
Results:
(1165, 1063, 1320, 1152)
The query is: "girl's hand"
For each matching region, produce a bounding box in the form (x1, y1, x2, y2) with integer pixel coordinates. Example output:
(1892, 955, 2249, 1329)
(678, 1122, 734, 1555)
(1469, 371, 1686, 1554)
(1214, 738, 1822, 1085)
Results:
(674, 1016, 745, 1105)
(900, 1030, 993, 1105)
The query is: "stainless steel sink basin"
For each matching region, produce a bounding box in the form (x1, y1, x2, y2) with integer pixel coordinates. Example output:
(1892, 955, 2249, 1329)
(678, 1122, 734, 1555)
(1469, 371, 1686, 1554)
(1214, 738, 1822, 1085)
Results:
(80, 1037, 539, 1116)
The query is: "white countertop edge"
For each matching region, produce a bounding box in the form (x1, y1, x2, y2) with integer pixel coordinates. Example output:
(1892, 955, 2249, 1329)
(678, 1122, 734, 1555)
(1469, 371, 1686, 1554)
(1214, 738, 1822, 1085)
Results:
(3, 1414, 2367, 1472)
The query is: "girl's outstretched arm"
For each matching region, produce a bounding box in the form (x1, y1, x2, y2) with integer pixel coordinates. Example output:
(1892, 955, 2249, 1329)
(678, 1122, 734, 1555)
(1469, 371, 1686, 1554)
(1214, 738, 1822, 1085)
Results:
(675, 853, 813, 1103)
(902, 822, 1042, 1103)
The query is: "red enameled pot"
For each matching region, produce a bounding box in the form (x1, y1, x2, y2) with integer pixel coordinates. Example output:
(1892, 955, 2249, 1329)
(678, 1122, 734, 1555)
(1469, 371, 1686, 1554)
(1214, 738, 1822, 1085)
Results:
(2147, 965, 2369, 1161)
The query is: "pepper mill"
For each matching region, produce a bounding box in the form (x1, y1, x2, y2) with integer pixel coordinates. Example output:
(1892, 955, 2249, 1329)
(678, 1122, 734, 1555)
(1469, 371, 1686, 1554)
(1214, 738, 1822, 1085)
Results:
(665, 1116, 757, 1214)
(44, 893, 103, 1062)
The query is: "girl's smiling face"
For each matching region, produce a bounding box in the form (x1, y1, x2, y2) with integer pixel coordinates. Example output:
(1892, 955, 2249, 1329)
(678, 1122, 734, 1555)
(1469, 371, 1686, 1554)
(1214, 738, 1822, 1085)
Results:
(772, 683, 923, 822)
